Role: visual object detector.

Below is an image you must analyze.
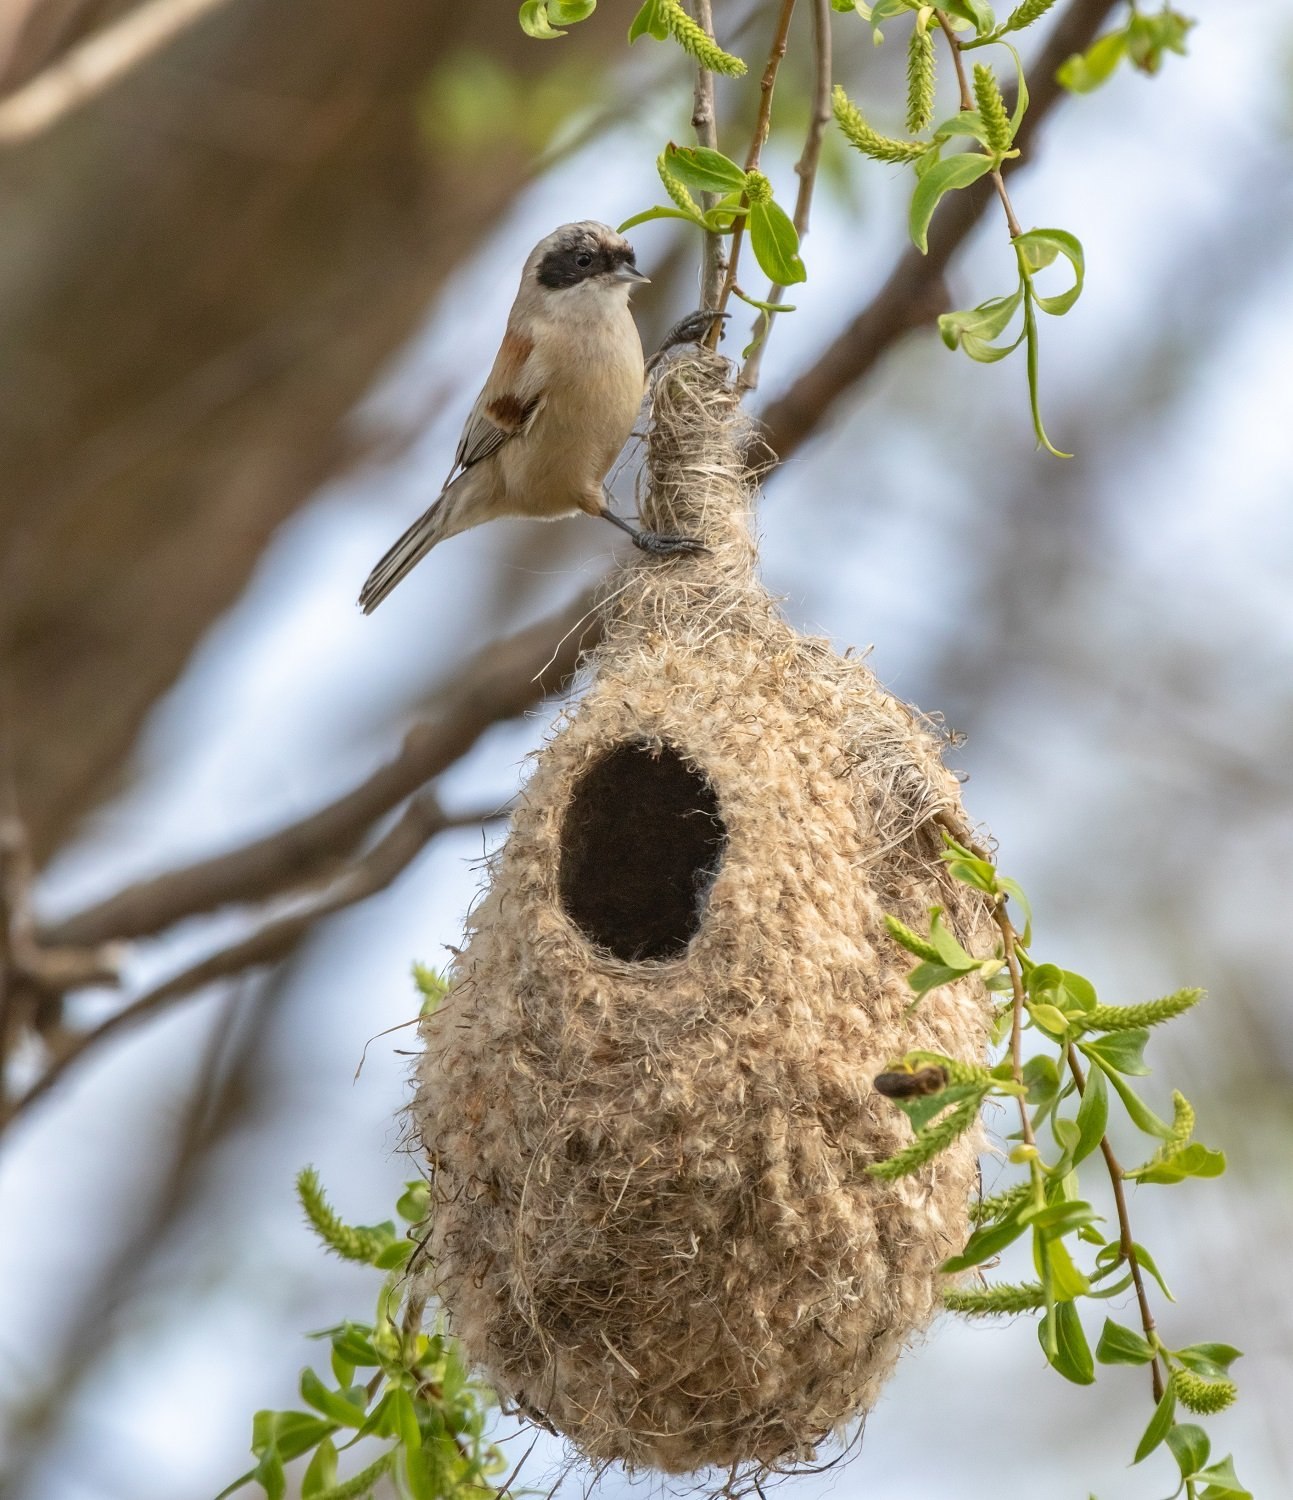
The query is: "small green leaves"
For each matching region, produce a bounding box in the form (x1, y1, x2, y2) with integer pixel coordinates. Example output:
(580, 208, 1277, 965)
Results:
(1058, 10, 1192, 92)
(518, 0, 597, 40)
(665, 144, 747, 193)
(412, 963, 448, 1014)
(833, 85, 931, 164)
(628, 0, 669, 41)
(1095, 1318, 1156, 1366)
(747, 192, 806, 284)
(1040, 1300, 1095, 1384)
(909, 153, 994, 253)
(1134, 1381, 1177, 1462)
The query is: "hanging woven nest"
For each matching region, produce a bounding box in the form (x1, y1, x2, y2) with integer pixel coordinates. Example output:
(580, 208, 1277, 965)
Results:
(412, 350, 993, 1477)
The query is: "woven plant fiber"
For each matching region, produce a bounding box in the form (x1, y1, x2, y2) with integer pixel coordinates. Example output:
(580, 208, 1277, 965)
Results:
(413, 350, 993, 1477)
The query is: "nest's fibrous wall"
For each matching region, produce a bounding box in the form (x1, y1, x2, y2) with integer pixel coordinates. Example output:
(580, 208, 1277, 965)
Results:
(413, 354, 993, 1475)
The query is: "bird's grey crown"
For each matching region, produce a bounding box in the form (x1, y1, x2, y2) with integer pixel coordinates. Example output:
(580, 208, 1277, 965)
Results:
(535, 222, 637, 290)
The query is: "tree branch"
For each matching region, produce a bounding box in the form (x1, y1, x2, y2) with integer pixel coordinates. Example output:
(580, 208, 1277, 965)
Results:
(689, 0, 726, 310)
(738, 0, 832, 392)
(46, 588, 601, 950)
(0, 0, 237, 145)
(759, 0, 1122, 459)
(3, 794, 500, 1131)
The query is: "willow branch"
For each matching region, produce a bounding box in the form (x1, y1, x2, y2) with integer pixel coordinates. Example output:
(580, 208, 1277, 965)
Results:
(712, 0, 798, 331)
(935, 9, 1023, 238)
(1067, 1045, 1166, 1402)
(759, 0, 1121, 459)
(738, 0, 832, 393)
(45, 588, 601, 950)
(0, 0, 236, 145)
(689, 0, 726, 310)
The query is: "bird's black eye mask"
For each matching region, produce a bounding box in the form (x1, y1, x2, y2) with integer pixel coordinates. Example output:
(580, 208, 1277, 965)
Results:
(537, 239, 636, 289)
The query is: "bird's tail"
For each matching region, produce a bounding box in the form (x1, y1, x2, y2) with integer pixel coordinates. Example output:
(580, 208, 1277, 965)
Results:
(358, 491, 454, 613)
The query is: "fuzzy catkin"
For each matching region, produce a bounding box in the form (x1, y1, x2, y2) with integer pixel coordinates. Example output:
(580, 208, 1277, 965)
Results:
(412, 351, 993, 1478)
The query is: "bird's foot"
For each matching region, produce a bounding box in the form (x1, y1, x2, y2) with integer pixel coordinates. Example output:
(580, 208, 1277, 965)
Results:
(632, 529, 710, 557)
(598, 504, 709, 557)
(646, 309, 730, 372)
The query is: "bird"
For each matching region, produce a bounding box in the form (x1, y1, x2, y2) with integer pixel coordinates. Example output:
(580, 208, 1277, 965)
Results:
(358, 220, 710, 614)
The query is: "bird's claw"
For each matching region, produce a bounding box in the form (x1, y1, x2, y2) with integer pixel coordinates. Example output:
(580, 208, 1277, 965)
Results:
(632, 529, 711, 558)
(647, 309, 731, 372)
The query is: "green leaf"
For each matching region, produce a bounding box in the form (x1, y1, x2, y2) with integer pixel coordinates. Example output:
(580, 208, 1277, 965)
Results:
(1057, 27, 1126, 92)
(941, 1209, 1030, 1272)
(518, 1, 566, 40)
(1022, 1053, 1061, 1112)
(931, 108, 991, 146)
(893, 1079, 985, 1133)
(1080, 1028, 1150, 1077)
(1132, 1141, 1226, 1185)
(1133, 1381, 1176, 1463)
(548, 0, 596, 21)
(628, 0, 670, 41)
(374, 1240, 414, 1271)
(1088, 1056, 1173, 1138)
(395, 1182, 429, 1223)
(1015, 228, 1084, 315)
(1038, 1233, 1090, 1300)
(907, 959, 967, 995)
(1166, 1423, 1211, 1479)
(301, 1369, 367, 1428)
(909, 153, 993, 253)
(1095, 1318, 1155, 1365)
(927, 909, 979, 970)
(331, 1323, 381, 1368)
(664, 144, 748, 194)
(252, 1411, 337, 1463)
(1193, 1456, 1253, 1500)
(1021, 1197, 1099, 1234)
(747, 198, 806, 285)
(1130, 1242, 1175, 1300)
(1073, 1064, 1108, 1164)
(1040, 1300, 1094, 1384)
(252, 1448, 286, 1500)
(617, 205, 709, 233)
(301, 1437, 339, 1499)
(942, 0, 996, 30)
(1028, 1001, 1070, 1037)
(1176, 1343, 1243, 1378)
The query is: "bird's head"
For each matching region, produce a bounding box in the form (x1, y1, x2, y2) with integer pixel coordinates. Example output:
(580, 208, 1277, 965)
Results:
(528, 221, 650, 299)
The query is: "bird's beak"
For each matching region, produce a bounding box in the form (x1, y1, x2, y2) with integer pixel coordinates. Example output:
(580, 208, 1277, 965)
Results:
(613, 264, 651, 285)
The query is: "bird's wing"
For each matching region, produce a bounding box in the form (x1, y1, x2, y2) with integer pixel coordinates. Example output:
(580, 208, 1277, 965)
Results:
(445, 326, 546, 485)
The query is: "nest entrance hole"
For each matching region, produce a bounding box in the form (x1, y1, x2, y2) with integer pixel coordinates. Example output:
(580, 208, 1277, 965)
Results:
(558, 741, 727, 962)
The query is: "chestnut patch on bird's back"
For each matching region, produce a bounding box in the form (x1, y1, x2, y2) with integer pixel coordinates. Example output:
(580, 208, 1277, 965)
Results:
(558, 742, 726, 962)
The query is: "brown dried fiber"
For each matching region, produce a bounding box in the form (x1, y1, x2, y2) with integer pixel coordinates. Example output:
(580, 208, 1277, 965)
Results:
(412, 350, 993, 1477)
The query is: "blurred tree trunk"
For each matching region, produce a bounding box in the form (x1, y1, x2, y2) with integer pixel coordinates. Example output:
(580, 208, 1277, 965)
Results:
(0, 0, 610, 862)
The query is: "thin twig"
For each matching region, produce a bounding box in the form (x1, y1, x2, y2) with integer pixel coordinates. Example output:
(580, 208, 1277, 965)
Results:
(738, 0, 832, 392)
(690, 0, 726, 310)
(0, 0, 236, 145)
(1, 796, 501, 1132)
(1067, 1046, 1166, 1402)
(994, 903, 1036, 1149)
(712, 0, 799, 331)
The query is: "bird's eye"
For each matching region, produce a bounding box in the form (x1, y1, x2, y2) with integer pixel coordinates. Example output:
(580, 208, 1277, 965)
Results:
(575, 252, 593, 269)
